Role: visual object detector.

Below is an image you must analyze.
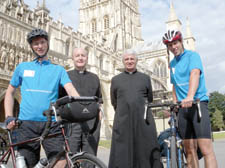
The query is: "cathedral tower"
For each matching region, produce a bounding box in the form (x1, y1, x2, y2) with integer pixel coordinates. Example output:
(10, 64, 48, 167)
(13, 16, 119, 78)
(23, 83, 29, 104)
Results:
(34, 0, 50, 29)
(78, 0, 143, 53)
(165, 1, 195, 51)
(184, 17, 195, 50)
(166, 1, 182, 32)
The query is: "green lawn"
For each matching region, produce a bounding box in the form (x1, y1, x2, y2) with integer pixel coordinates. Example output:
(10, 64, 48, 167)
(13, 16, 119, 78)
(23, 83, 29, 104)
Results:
(1, 134, 223, 150)
(99, 132, 225, 148)
(99, 140, 111, 149)
(213, 131, 225, 140)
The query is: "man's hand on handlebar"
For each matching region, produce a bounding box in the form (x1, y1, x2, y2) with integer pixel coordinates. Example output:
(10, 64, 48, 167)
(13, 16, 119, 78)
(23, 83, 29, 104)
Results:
(181, 97, 194, 108)
(5, 116, 17, 130)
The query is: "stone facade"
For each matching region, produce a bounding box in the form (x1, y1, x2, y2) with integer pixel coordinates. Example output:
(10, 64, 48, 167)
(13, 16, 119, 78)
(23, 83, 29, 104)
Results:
(79, 0, 143, 53)
(0, 0, 195, 139)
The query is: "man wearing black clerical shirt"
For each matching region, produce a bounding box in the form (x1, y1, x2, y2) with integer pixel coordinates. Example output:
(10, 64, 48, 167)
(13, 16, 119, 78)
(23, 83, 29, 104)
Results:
(108, 50, 163, 168)
(59, 48, 103, 157)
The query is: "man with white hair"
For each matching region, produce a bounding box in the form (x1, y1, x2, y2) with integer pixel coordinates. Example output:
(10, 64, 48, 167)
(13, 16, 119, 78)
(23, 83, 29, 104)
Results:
(59, 48, 103, 158)
(109, 50, 162, 168)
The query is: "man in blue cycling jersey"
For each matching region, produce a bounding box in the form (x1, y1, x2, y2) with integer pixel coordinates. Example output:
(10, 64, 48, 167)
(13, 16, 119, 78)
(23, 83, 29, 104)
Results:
(162, 30, 217, 168)
(4, 28, 80, 168)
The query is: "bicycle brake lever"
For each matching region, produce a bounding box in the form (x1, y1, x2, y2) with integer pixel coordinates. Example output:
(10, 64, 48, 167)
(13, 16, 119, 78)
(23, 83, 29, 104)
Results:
(196, 102, 202, 122)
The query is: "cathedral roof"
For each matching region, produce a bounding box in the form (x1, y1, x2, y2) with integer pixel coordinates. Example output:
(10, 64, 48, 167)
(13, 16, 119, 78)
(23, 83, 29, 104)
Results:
(132, 40, 166, 54)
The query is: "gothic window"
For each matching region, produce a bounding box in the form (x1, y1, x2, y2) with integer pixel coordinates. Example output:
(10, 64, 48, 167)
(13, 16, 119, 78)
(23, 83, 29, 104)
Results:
(83, 46, 90, 63)
(152, 80, 163, 91)
(91, 19, 97, 33)
(99, 55, 103, 70)
(65, 38, 70, 56)
(104, 15, 109, 29)
(153, 60, 167, 78)
(113, 60, 116, 73)
(84, 47, 89, 56)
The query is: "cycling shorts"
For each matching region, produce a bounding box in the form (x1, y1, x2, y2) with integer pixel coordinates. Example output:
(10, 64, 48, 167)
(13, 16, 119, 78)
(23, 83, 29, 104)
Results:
(16, 121, 64, 167)
(178, 101, 212, 139)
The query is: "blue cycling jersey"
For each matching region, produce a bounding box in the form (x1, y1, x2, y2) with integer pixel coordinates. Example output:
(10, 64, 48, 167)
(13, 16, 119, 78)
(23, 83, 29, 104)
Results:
(10, 59, 71, 121)
(170, 49, 209, 101)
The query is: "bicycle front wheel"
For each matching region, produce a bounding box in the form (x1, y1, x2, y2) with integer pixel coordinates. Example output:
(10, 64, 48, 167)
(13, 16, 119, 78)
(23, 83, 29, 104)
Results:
(170, 136, 178, 168)
(67, 152, 107, 168)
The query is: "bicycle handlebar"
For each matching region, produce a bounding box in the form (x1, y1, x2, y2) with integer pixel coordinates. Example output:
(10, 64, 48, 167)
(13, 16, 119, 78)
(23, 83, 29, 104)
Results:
(148, 99, 202, 123)
(148, 99, 200, 108)
(55, 96, 98, 108)
(41, 96, 99, 141)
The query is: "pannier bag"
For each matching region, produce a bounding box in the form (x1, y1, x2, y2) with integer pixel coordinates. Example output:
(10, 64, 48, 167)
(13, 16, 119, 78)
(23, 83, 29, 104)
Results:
(158, 128, 170, 157)
(157, 128, 203, 159)
(58, 101, 99, 122)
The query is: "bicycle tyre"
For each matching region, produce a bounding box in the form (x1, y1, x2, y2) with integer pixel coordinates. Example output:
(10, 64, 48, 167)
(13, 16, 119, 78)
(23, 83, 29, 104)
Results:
(66, 152, 107, 168)
(170, 136, 178, 168)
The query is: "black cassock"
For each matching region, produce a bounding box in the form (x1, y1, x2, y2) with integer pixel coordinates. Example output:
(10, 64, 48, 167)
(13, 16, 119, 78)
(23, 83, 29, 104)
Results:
(109, 71, 162, 168)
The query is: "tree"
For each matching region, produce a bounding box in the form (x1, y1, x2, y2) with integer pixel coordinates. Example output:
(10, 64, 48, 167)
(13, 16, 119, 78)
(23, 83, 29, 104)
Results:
(208, 91, 225, 121)
(211, 108, 224, 131)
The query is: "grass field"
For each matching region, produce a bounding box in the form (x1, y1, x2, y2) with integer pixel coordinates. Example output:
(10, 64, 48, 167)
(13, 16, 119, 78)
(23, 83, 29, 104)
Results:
(99, 131, 225, 148)
(99, 140, 111, 149)
(213, 131, 225, 140)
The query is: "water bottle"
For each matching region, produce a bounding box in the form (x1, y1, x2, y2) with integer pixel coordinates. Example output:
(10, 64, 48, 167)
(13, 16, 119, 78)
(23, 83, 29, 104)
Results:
(16, 152, 27, 168)
(0, 164, 7, 168)
(33, 158, 48, 168)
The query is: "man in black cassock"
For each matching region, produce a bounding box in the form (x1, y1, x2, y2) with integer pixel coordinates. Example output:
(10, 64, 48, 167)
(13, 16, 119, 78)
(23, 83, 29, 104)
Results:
(59, 48, 103, 157)
(108, 50, 162, 168)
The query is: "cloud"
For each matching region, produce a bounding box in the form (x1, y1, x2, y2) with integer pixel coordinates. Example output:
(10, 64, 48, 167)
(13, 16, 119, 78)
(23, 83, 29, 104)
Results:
(219, 85, 225, 93)
(140, 0, 225, 94)
(24, 0, 225, 93)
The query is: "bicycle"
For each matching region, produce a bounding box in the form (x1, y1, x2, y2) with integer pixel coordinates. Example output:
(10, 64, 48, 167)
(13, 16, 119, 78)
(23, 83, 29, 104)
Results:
(148, 100, 201, 168)
(0, 96, 107, 168)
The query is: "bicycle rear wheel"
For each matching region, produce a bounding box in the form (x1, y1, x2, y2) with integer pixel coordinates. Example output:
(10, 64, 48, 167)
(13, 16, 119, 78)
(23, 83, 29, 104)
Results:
(67, 152, 107, 168)
(170, 136, 178, 168)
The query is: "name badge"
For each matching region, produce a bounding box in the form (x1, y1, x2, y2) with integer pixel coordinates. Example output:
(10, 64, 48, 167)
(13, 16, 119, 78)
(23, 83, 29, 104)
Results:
(172, 68, 175, 74)
(23, 70, 35, 77)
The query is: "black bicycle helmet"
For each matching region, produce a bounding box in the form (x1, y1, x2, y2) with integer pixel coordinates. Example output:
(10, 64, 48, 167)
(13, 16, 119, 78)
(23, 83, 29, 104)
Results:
(162, 30, 182, 45)
(27, 28, 48, 44)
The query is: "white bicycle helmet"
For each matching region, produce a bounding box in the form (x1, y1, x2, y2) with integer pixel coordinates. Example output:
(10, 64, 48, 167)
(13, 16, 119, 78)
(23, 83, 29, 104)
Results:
(162, 30, 182, 45)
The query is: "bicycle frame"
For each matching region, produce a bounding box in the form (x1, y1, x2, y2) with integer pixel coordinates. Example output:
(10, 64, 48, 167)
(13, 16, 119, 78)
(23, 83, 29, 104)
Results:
(148, 100, 201, 168)
(0, 123, 72, 168)
(166, 106, 184, 168)
(0, 96, 100, 168)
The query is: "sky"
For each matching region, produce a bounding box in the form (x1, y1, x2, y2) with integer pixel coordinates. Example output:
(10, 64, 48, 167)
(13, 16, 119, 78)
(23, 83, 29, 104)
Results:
(25, 0, 225, 94)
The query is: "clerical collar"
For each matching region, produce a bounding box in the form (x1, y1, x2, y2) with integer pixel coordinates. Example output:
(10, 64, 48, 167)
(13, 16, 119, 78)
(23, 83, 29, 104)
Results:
(124, 69, 137, 74)
(74, 69, 86, 74)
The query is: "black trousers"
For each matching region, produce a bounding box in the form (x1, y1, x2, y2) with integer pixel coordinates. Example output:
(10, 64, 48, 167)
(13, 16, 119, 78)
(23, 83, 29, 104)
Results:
(66, 119, 101, 155)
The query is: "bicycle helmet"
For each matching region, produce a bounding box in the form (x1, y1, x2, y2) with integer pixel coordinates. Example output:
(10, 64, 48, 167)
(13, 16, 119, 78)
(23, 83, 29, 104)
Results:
(27, 28, 48, 44)
(162, 30, 182, 45)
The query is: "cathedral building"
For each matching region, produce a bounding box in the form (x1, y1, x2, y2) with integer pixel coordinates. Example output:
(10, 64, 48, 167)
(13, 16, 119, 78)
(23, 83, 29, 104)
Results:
(0, 0, 195, 139)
